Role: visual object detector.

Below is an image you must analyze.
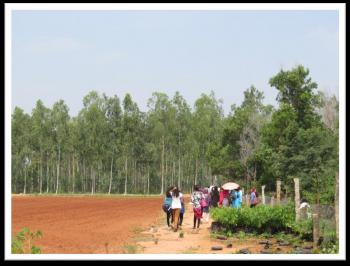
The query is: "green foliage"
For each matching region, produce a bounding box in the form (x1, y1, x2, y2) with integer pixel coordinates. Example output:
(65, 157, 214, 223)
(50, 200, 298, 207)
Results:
(12, 227, 43, 254)
(210, 204, 315, 239)
(11, 64, 338, 200)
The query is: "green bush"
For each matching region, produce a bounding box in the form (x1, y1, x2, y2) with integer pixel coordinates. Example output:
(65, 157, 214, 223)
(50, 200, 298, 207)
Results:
(12, 227, 43, 254)
(210, 204, 312, 236)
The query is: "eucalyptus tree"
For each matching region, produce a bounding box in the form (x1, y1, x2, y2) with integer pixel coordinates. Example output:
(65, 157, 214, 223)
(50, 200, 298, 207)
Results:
(193, 91, 224, 186)
(12, 107, 31, 193)
(31, 100, 51, 194)
(103, 94, 123, 194)
(171, 91, 192, 189)
(122, 93, 142, 195)
(79, 91, 108, 194)
(51, 100, 70, 194)
(147, 92, 176, 194)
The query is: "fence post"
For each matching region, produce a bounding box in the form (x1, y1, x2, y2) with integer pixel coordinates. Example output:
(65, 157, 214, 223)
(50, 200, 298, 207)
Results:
(261, 185, 265, 205)
(276, 179, 281, 205)
(335, 172, 339, 240)
(313, 213, 320, 249)
(294, 178, 300, 222)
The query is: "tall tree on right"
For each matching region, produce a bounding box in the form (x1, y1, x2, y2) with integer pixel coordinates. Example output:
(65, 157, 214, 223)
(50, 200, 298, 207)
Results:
(261, 65, 338, 202)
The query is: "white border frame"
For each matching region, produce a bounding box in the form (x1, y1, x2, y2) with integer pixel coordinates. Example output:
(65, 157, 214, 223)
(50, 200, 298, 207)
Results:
(5, 3, 346, 261)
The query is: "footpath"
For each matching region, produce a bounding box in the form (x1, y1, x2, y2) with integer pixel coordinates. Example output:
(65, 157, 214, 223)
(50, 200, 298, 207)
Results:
(129, 200, 275, 254)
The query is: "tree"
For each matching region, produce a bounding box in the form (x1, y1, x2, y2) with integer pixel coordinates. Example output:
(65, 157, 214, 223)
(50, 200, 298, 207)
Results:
(51, 100, 70, 194)
(269, 65, 321, 128)
(122, 93, 142, 195)
(12, 107, 31, 193)
(147, 92, 175, 194)
(31, 100, 50, 194)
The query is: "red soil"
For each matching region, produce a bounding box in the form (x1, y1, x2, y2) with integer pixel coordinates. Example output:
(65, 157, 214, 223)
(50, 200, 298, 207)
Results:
(12, 195, 163, 254)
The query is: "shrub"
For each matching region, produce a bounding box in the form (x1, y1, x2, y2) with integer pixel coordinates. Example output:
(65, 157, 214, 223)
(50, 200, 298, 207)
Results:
(12, 227, 43, 254)
(210, 204, 311, 236)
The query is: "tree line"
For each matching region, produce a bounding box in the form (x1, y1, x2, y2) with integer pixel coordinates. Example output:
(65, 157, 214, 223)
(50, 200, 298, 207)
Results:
(11, 65, 338, 203)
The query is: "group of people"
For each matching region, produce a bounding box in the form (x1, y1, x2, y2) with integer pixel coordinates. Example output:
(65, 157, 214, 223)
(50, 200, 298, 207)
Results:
(162, 184, 260, 232)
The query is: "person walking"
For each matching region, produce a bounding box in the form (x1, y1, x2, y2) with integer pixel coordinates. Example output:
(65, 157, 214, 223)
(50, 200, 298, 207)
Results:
(249, 187, 259, 208)
(191, 185, 204, 229)
(210, 186, 220, 208)
(219, 187, 229, 207)
(163, 186, 174, 228)
(178, 196, 185, 229)
(233, 187, 243, 208)
(201, 187, 210, 223)
(170, 187, 183, 232)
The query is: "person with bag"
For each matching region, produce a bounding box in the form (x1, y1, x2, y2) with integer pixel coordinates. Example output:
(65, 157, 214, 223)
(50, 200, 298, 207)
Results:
(163, 186, 174, 228)
(191, 185, 204, 229)
(250, 187, 259, 208)
(201, 187, 210, 223)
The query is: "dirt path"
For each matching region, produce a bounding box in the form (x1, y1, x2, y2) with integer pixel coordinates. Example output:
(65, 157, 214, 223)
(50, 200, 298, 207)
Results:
(132, 197, 308, 254)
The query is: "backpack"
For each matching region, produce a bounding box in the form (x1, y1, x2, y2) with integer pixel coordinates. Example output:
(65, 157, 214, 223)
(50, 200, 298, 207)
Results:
(162, 197, 172, 213)
(162, 203, 170, 213)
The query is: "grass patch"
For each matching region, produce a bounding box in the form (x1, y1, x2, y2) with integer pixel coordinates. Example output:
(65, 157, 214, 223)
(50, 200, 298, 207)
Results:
(134, 233, 155, 242)
(131, 225, 144, 234)
(182, 246, 200, 254)
(122, 243, 143, 254)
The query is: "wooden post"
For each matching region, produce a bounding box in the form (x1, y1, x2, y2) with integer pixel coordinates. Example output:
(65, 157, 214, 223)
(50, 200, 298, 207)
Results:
(335, 172, 339, 240)
(261, 185, 265, 205)
(294, 178, 300, 222)
(276, 179, 281, 205)
(313, 213, 320, 248)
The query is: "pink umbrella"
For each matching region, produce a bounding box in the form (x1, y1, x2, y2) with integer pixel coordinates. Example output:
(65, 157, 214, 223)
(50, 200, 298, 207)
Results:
(221, 182, 240, 190)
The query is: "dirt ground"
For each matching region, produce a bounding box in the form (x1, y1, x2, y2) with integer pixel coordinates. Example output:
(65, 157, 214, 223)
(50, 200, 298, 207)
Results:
(12, 195, 163, 254)
(131, 197, 309, 254)
(12, 195, 312, 255)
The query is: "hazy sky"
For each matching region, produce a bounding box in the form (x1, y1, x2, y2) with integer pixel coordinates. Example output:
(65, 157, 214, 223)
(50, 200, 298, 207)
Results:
(12, 10, 339, 117)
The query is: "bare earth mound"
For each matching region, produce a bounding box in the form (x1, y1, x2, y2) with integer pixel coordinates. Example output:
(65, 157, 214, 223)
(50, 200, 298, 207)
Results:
(12, 195, 162, 254)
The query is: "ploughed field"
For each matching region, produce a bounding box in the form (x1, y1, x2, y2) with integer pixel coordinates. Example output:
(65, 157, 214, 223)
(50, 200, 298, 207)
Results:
(12, 195, 163, 253)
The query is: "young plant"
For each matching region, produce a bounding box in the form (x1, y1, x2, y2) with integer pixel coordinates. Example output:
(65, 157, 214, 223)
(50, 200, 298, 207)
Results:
(12, 227, 43, 254)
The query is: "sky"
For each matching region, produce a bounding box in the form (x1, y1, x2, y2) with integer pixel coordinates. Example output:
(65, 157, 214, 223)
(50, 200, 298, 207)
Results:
(11, 10, 339, 117)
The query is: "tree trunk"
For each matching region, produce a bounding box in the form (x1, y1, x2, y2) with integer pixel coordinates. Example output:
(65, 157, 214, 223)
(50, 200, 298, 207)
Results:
(178, 156, 181, 189)
(195, 159, 198, 186)
(23, 167, 27, 194)
(147, 164, 150, 195)
(46, 157, 49, 193)
(55, 145, 60, 194)
(160, 136, 165, 195)
(172, 161, 175, 186)
(124, 157, 128, 195)
(108, 157, 114, 194)
(40, 151, 43, 194)
(83, 159, 86, 193)
(68, 154, 71, 193)
(91, 166, 95, 195)
(72, 153, 75, 193)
